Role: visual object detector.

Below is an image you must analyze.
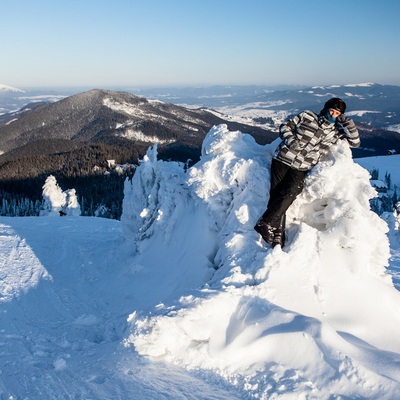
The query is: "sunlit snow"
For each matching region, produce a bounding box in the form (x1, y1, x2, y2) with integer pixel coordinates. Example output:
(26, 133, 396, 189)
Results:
(1, 124, 400, 399)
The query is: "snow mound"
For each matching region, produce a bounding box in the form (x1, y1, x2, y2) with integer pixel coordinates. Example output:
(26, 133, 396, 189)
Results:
(123, 124, 400, 399)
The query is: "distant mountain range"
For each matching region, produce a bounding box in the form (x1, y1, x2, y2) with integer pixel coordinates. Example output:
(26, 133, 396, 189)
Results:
(135, 82, 400, 131)
(133, 82, 400, 158)
(2, 82, 400, 126)
(2, 82, 399, 129)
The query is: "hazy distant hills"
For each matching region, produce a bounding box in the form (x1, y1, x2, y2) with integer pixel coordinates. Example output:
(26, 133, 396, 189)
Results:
(126, 83, 400, 158)
(134, 82, 400, 133)
(1, 82, 399, 131)
(142, 82, 400, 158)
(253, 83, 400, 129)
(3, 82, 399, 128)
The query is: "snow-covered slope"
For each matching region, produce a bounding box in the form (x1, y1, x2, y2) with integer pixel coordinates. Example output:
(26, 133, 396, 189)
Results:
(355, 154, 400, 188)
(0, 217, 237, 399)
(1, 124, 400, 399)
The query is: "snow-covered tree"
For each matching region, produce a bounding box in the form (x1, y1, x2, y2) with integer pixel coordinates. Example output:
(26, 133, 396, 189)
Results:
(95, 204, 111, 218)
(40, 176, 81, 216)
(64, 189, 81, 216)
(40, 176, 66, 216)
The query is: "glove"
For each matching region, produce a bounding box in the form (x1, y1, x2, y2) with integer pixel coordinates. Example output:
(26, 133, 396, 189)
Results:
(335, 116, 360, 147)
(336, 115, 348, 124)
(337, 116, 356, 131)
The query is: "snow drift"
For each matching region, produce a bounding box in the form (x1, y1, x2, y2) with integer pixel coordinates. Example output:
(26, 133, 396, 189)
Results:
(122, 124, 400, 399)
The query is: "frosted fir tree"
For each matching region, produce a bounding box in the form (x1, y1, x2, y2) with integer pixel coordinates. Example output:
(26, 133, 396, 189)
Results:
(40, 175, 81, 216)
(40, 175, 66, 216)
(95, 204, 110, 218)
(64, 189, 81, 216)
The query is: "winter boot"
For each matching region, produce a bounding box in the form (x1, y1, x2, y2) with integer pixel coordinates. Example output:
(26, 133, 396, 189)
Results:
(254, 220, 275, 244)
(272, 228, 285, 248)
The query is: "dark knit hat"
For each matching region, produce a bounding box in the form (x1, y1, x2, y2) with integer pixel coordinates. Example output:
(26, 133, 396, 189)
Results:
(323, 98, 346, 114)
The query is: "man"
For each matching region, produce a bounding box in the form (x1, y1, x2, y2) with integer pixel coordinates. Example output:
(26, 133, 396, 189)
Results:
(254, 98, 360, 248)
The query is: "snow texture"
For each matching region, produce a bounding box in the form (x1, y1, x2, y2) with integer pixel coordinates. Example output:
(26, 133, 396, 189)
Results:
(1, 124, 400, 399)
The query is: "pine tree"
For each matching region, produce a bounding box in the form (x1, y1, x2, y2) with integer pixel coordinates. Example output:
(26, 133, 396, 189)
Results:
(385, 172, 392, 190)
(370, 168, 379, 180)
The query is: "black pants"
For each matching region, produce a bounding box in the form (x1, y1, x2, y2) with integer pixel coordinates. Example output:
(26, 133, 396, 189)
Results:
(261, 158, 306, 230)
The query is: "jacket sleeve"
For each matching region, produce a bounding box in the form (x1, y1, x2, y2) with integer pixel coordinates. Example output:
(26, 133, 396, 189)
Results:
(336, 117, 361, 148)
(279, 113, 303, 148)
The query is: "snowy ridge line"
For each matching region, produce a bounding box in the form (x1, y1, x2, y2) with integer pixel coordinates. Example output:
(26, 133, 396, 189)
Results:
(122, 124, 400, 399)
(103, 96, 206, 127)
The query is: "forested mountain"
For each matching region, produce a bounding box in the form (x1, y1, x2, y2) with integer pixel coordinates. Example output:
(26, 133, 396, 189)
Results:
(0, 89, 276, 218)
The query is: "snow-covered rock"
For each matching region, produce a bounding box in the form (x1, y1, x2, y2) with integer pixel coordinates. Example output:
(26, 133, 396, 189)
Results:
(124, 124, 400, 399)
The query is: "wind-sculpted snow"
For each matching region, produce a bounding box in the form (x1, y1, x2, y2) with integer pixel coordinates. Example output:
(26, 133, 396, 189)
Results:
(124, 124, 400, 399)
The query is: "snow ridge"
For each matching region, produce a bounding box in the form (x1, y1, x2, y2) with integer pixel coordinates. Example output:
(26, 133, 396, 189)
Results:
(123, 124, 400, 399)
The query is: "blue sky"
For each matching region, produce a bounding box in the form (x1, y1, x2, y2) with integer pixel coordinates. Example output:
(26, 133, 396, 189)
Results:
(2, 0, 400, 88)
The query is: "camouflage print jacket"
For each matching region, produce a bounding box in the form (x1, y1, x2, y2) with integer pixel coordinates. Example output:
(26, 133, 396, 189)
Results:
(276, 110, 360, 171)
